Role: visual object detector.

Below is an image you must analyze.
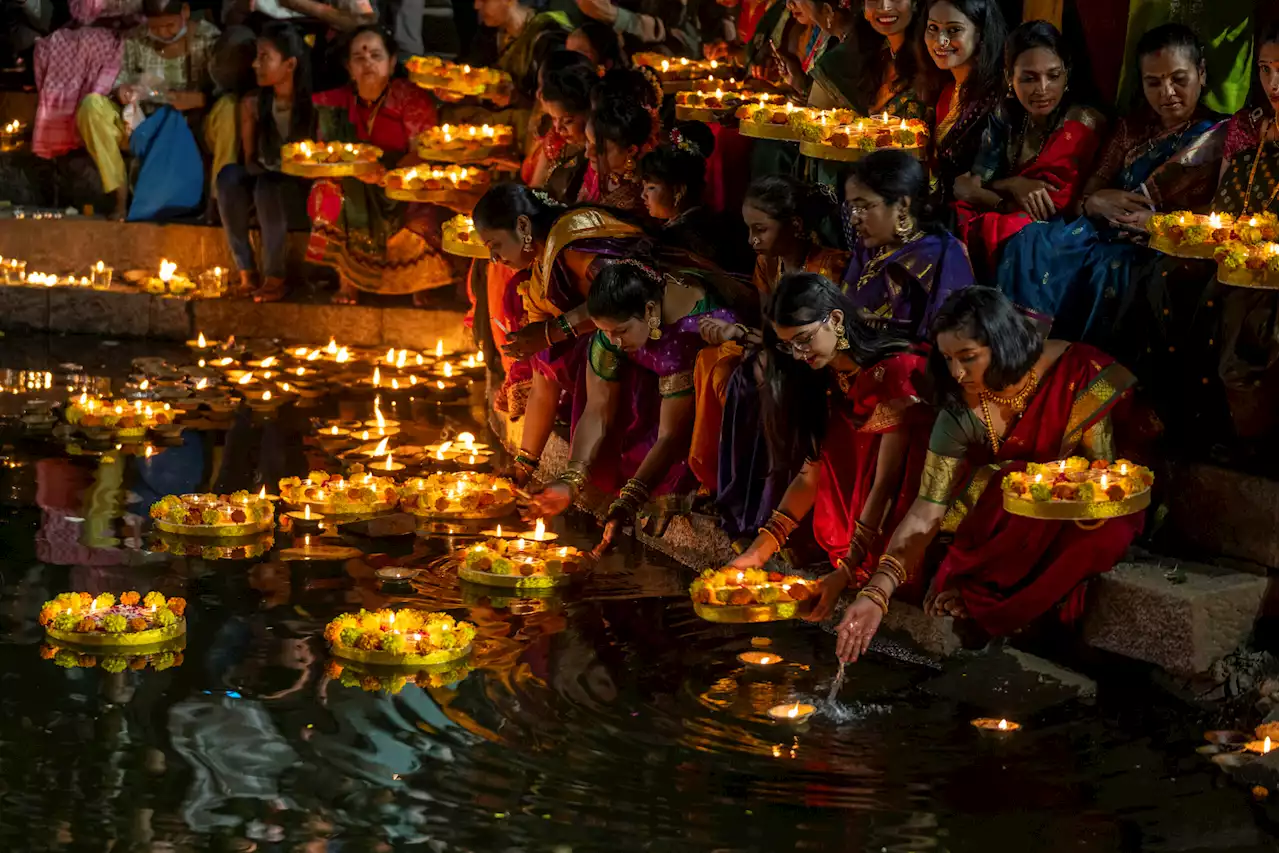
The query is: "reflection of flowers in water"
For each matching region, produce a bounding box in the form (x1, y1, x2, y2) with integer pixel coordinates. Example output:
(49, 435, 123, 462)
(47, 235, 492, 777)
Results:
(41, 642, 184, 672)
(326, 658, 475, 694)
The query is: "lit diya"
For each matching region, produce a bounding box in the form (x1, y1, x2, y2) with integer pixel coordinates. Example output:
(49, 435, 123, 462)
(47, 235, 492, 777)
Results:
(767, 702, 816, 723)
(278, 466, 400, 514)
(1148, 210, 1277, 259)
(66, 394, 175, 438)
(1214, 240, 1279, 289)
(971, 718, 1021, 732)
(405, 55, 510, 98)
(799, 113, 930, 162)
(285, 504, 325, 534)
(149, 491, 275, 537)
(518, 517, 558, 543)
(39, 590, 187, 650)
(282, 140, 382, 177)
(690, 567, 816, 623)
(737, 651, 783, 668)
(735, 96, 805, 140)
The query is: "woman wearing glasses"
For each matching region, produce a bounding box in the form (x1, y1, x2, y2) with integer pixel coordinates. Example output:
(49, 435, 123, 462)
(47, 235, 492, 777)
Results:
(727, 271, 934, 613)
(842, 150, 975, 340)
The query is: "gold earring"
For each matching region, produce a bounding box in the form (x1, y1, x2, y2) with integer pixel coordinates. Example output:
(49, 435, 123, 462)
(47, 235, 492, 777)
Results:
(896, 212, 914, 240)
(834, 322, 850, 350)
(522, 233, 532, 252)
(647, 314, 662, 340)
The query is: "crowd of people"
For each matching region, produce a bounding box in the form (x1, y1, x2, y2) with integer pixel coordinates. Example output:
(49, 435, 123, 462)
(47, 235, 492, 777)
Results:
(14, 0, 1277, 660)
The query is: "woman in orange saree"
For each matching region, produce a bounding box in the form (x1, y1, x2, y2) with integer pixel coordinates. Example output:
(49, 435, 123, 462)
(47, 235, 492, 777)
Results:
(827, 288, 1151, 662)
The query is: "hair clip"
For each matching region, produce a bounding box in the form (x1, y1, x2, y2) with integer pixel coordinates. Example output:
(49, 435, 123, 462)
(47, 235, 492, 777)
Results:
(615, 258, 662, 281)
(669, 128, 702, 157)
(815, 183, 838, 204)
(530, 188, 565, 208)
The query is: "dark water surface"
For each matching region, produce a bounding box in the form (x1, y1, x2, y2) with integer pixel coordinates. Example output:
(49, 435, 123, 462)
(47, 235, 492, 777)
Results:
(0, 336, 1273, 853)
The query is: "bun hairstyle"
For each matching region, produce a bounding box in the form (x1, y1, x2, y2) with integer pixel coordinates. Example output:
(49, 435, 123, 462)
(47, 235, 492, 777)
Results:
(473, 182, 561, 240)
(846, 149, 935, 228)
(540, 49, 597, 113)
(637, 121, 716, 198)
(587, 259, 664, 321)
(744, 174, 841, 243)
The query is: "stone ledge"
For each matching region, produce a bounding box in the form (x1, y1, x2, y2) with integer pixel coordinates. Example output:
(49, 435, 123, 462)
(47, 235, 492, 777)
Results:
(1160, 464, 1278, 570)
(0, 283, 472, 350)
(1082, 560, 1270, 676)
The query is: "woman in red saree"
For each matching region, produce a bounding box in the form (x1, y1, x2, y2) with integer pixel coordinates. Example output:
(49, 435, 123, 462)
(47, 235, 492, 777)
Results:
(831, 288, 1148, 662)
(728, 273, 933, 608)
(308, 27, 452, 306)
(953, 21, 1106, 277)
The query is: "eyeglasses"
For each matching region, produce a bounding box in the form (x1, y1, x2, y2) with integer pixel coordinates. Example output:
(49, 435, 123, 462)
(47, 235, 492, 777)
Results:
(775, 314, 832, 355)
(846, 199, 883, 217)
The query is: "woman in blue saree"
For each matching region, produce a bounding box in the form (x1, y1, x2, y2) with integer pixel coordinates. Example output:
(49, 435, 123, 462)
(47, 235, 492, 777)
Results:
(996, 24, 1226, 342)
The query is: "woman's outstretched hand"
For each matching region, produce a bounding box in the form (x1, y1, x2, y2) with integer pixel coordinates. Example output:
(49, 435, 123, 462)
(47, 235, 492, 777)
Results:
(803, 570, 850, 623)
(521, 482, 573, 520)
(834, 596, 883, 662)
(502, 322, 549, 360)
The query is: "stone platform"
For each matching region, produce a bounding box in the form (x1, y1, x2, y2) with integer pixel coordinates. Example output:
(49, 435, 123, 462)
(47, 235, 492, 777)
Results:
(0, 218, 474, 349)
(488, 395, 1274, 674)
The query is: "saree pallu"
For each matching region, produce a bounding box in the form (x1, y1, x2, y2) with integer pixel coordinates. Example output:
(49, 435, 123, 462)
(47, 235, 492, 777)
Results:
(996, 114, 1225, 341)
(954, 106, 1106, 277)
(924, 344, 1146, 637)
(813, 350, 932, 602)
(842, 231, 975, 340)
(933, 84, 1001, 211)
(571, 301, 740, 508)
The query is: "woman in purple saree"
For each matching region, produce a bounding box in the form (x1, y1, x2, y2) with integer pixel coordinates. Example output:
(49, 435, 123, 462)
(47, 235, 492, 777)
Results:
(525, 260, 751, 549)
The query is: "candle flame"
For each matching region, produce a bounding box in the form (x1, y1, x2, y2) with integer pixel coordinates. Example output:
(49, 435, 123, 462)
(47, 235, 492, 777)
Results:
(998, 719, 1009, 731)
(496, 524, 502, 537)
(196, 378, 208, 390)
(396, 349, 407, 368)
(435, 340, 444, 358)
(1120, 464, 1128, 475)
(375, 406, 386, 428)
(259, 485, 267, 498)
(435, 440, 453, 460)
(197, 331, 207, 347)
(326, 338, 338, 353)
(307, 349, 321, 361)
(372, 366, 381, 386)
(260, 356, 276, 368)
(1266, 736, 1273, 753)
(239, 373, 254, 385)
(534, 518, 546, 540)
(787, 703, 799, 718)
(304, 505, 311, 519)
(383, 452, 394, 470)
(262, 390, 272, 401)
(374, 436, 390, 455)
(158, 259, 176, 283)
(386, 347, 395, 364)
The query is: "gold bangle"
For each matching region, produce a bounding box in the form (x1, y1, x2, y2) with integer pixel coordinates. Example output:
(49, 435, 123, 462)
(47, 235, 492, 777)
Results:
(835, 557, 856, 584)
(556, 464, 588, 497)
(756, 526, 781, 551)
(769, 509, 799, 538)
(876, 553, 908, 587)
(856, 586, 889, 616)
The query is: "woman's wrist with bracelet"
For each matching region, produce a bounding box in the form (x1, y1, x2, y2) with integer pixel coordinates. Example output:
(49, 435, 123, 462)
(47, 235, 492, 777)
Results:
(555, 461, 588, 497)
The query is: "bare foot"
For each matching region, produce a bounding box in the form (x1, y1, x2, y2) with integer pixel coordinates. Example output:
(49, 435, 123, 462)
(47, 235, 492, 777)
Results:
(930, 588, 969, 619)
(234, 270, 260, 297)
(332, 284, 359, 305)
(253, 276, 287, 303)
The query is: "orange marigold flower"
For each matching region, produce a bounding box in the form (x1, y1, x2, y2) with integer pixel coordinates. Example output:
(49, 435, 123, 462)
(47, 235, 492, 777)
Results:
(75, 618, 96, 633)
(172, 652, 184, 666)
(166, 597, 187, 617)
(360, 676, 382, 692)
(39, 644, 56, 659)
(38, 608, 56, 627)
(79, 592, 93, 604)
(78, 654, 96, 667)
(120, 591, 141, 606)
(325, 660, 344, 679)
(129, 657, 149, 670)
(128, 618, 148, 632)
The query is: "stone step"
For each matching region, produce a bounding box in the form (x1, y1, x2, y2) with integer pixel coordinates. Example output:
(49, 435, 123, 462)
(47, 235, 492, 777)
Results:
(1082, 560, 1270, 676)
(1158, 463, 1278, 571)
(0, 281, 472, 350)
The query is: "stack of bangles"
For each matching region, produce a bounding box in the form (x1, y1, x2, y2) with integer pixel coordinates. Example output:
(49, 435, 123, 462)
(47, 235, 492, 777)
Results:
(757, 509, 798, 551)
(514, 453, 539, 475)
(556, 314, 577, 339)
(608, 478, 650, 519)
(555, 462, 588, 498)
(854, 554, 909, 616)
(835, 521, 879, 582)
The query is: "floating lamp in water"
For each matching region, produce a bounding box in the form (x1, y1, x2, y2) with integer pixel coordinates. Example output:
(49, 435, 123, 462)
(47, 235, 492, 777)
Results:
(767, 702, 816, 723)
(738, 651, 782, 668)
(971, 718, 1021, 732)
(287, 504, 325, 534)
(1245, 736, 1273, 755)
(479, 523, 516, 539)
(520, 518, 558, 542)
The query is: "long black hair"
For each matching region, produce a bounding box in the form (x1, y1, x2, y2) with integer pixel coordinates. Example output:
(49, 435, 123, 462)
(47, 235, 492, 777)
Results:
(637, 121, 715, 200)
(923, 0, 1008, 106)
(761, 272, 912, 466)
(927, 286, 1042, 404)
(587, 258, 758, 331)
(257, 23, 313, 144)
(744, 175, 842, 248)
(589, 95, 655, 155)
(1247, 13, 1279, 116)
(472, 183, 562, 241)
(845, 2, 935, 114)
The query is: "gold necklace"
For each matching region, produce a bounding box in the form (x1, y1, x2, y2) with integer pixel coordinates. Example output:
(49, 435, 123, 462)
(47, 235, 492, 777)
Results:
(1240, 123, 1278, 217)
(976, 368, 1038, 455)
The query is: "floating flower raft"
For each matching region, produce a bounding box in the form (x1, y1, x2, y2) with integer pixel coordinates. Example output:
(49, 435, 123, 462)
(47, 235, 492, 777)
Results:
(278, 467, 400, 515)
(442, 214, 487, 259)
(460, 536, 584, 588)
(398, 471, 516, 519)
(1002, 457, 1154, 520)
(282, 140, 382, 178)
(150, 491, 275, 537)
(324, 608, 475, 667)
(40, 591, 187, 648)
(689, 567, 816, 623)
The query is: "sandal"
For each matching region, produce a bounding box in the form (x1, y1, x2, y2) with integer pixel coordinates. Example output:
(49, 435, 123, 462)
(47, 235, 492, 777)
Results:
(253, 277, 288, 303)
